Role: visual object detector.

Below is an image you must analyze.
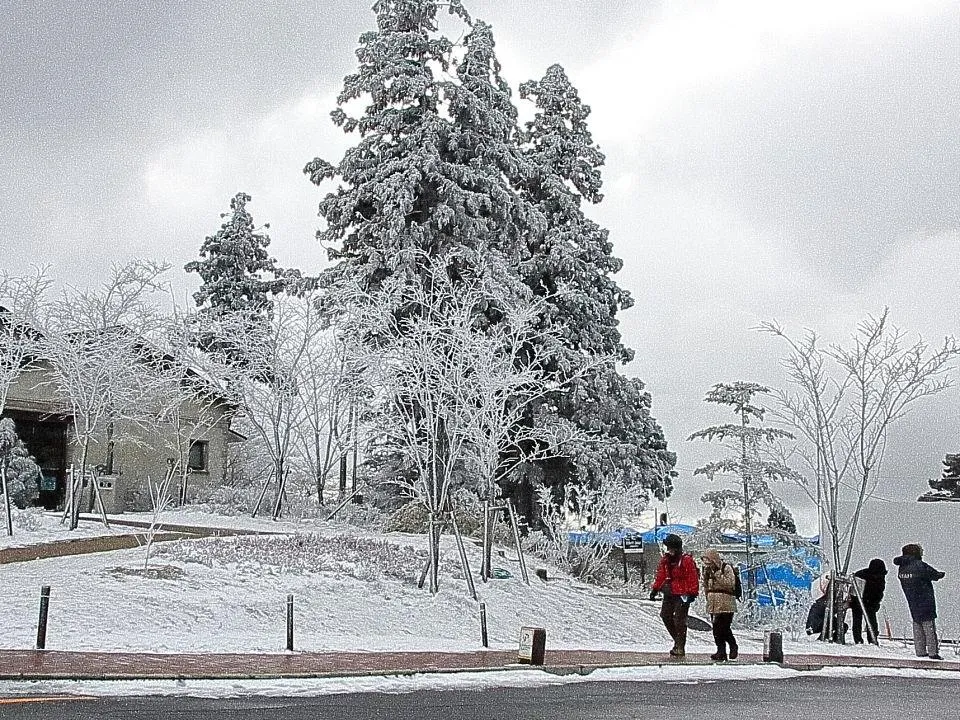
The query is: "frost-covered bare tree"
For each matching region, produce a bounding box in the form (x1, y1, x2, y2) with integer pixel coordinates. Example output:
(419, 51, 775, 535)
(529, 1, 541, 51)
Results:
(534, 478, 646, 584)
(760, 310, 960, 574)
(41, 260, 169, 529)
(291, 327, 355, 506)
(152, 307, 233, 508)
(344, 254, 592, 591)
(0, 267, 51, 416)
(201, 293, 326, 519)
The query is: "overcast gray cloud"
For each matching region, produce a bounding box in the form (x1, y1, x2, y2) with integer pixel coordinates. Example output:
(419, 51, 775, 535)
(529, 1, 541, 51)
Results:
(2, 0, 959, 531)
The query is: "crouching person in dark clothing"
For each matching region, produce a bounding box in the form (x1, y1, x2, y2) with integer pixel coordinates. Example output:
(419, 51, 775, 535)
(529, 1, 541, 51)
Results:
(650, 534, 699, 658)
(894, 544, 946, 659)
(851, 558, 886, 644)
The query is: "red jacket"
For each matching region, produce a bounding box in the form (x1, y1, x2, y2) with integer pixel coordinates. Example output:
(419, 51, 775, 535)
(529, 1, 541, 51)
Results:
(652, 553, 700, 597)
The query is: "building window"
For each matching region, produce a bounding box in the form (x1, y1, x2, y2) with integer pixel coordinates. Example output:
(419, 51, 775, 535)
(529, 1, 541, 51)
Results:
(187, 440, 209, 472)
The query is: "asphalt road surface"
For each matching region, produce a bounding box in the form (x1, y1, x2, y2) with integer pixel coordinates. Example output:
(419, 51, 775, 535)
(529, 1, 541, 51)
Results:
(0, 675, 952, 720)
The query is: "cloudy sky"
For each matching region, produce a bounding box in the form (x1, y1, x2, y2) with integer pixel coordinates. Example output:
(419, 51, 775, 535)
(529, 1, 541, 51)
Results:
(3, 0, 959, 531)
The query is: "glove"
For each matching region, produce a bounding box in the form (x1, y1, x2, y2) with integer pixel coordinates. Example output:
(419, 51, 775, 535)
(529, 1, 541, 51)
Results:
(649, 590, 659, 601)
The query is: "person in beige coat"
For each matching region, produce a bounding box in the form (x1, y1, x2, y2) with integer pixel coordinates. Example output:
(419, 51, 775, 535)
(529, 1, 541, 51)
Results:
(702, 549, 739, 661)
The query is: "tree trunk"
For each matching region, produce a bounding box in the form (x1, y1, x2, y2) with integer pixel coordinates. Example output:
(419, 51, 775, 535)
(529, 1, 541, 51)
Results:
(69, 439, 90, 530)
(1, 457, 12, 537)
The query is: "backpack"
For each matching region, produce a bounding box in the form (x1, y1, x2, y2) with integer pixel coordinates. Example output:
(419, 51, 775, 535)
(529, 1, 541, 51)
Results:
(732, 566, 743, 600)
(721, 562, 743, 600)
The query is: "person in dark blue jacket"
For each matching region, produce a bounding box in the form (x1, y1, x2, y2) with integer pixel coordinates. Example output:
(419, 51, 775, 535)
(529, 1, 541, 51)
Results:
(894, 544, 946, 659)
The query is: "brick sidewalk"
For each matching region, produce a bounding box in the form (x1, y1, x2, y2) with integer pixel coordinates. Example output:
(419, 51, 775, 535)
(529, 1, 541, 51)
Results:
(0, 649, 956, 681)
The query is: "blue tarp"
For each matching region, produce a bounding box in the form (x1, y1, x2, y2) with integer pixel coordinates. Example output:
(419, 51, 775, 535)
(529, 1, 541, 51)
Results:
(567, 523, 697, 547)
(746, 548, 823, 606)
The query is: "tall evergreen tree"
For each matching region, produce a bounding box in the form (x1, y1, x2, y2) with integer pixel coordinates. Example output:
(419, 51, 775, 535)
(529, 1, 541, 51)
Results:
(185, 192, 286, 317)
(307, 2, 677, 523)
(513, 64, 673, 500)
(304, 1, 534, 293)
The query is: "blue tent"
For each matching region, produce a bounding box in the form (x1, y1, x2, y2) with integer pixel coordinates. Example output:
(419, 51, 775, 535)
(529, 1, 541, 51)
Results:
(567, 523, 697, 547)
(639, 524, 697, 543)
(566, 528, 637, 547)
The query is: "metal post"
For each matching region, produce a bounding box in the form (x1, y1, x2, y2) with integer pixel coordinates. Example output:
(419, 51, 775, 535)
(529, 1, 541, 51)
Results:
(479, 602, 489, 648)
(36, 585, 51, 650)
(621, 537, 629, 584)
(338, 454, 348, 500)
(427, 514, 438, 594)
(286, 593, 294, 651)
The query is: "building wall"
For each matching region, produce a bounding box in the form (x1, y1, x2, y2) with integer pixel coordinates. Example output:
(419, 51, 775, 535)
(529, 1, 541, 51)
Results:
(4, 360, 235, 511)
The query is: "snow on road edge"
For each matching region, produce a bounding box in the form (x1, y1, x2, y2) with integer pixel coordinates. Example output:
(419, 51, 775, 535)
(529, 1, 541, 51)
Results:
(0, 664, 953, 699)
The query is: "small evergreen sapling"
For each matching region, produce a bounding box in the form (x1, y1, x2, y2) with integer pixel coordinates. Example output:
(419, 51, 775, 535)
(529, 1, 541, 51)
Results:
(689, 382, 799, 584)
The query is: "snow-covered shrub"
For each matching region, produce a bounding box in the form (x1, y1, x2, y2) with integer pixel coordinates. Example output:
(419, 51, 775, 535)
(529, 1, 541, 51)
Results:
(330, 501, 387, 531)
(196, 482, 262, 516)
(155, 533, 458, 586)
(0, 418, 40, 510)
(11, 506, 43, 532)
(531, 478, 646, 585)
(385, 501, 428, 533)
(385, 489, 482, 537)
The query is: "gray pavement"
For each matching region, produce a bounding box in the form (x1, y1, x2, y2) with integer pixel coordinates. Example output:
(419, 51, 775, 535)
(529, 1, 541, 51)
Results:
(0, 675, 953, 719)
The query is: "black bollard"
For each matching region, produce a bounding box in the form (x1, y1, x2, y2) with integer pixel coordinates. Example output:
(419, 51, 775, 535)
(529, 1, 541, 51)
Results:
(286, 594, 294, 651)
(36, 585, 51, 650)
(479, 602, 489, 648)
(763, 630, 784, 663)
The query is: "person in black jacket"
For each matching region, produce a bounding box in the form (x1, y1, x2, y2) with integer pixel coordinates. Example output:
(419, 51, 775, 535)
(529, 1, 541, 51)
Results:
(851, 558, 886, 644)
(894, 544, 946, 659)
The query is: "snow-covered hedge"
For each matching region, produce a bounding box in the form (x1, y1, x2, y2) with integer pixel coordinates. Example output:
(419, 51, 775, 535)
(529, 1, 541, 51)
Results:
(155, 533, 457, 585)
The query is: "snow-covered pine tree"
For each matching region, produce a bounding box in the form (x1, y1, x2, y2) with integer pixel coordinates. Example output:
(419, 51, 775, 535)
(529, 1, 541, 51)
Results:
(514, 64, 673, 502)
(185, 192, 287, 317)
(689, 381, 799, 584)
(304, 1, 534, 293)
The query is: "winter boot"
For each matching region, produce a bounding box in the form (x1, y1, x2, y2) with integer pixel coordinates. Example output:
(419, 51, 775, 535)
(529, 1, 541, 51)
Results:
(710, 652, 727, 662)
(728, 645, 738, 661)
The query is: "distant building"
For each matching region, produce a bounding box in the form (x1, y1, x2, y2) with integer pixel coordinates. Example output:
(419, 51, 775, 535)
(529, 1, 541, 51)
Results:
(2, 355, 241, 513)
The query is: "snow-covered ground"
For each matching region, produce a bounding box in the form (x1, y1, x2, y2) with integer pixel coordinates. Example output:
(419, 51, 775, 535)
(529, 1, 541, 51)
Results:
(0, 509, 132, 549)
(1, 665, 957, 699)
(0, 507, 951, 663)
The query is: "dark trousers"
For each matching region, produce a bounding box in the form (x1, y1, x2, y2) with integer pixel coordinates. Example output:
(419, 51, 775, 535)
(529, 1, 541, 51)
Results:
(660, 594, 689, 651)
(851, 603, 879, 644)
(711, 612, 737, 657)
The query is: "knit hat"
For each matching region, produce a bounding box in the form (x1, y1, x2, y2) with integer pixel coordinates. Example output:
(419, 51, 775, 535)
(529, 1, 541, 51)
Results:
(703, 548, 722, 566)
(902, 543, 923, 558)
(663, 533, 683, 550)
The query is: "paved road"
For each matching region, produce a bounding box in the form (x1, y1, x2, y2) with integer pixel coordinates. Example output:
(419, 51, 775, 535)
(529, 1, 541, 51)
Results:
(0, 675, 952, 720)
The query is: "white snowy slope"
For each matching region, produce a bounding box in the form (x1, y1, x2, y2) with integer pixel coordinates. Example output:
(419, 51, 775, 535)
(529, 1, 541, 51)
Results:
(0, 507, 949, 664)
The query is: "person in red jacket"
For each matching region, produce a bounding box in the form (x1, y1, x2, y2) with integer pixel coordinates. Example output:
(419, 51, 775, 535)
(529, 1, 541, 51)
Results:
(649, 533, 700, 657)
